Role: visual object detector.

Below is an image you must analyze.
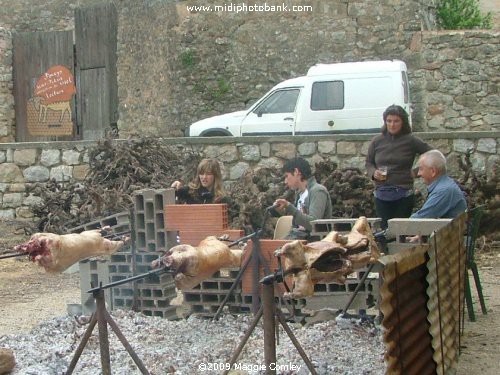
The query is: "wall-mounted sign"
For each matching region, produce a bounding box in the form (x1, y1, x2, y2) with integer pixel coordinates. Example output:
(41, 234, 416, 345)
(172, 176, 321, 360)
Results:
(27, 65, 76, 136)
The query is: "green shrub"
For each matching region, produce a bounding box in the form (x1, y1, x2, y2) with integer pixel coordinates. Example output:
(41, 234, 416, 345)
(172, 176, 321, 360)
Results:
(215, 78, 230, 97)
(436, 0, 492, 29)
(180, 50, 195, 67)
(192, 77, 231, 101)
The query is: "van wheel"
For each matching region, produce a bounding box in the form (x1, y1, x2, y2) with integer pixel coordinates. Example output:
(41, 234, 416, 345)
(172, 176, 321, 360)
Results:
(203, 131, 229, 137)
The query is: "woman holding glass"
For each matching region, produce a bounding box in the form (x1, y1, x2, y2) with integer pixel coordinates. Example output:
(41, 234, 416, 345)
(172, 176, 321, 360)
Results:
(365, 105, 433, 229)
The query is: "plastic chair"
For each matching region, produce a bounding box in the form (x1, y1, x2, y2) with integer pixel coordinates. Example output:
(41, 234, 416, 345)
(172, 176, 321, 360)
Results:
(273, 216, 293, 240)
(464, 205, 487, 322)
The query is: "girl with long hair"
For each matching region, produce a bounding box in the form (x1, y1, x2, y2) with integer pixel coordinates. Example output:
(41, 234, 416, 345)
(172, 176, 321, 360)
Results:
(171, 158, 228, 204)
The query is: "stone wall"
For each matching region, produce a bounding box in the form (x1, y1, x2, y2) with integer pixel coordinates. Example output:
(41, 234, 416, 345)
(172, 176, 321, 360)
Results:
(0, 132, 497, 219)
(411, 31, 500, 131)
(0, 140, 92, 218)
(0, 28, 14, 142)
(0, 0, 498, 139)
(116, 0, 440, 137)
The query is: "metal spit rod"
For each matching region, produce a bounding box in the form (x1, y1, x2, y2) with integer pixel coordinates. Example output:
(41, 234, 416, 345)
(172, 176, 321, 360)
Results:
(87, 266, 174, 293)
(0, 252, 27, 260)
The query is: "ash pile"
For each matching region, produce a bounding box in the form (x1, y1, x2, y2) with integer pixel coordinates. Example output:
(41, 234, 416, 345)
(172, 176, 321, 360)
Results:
(0, 311, 385, 375)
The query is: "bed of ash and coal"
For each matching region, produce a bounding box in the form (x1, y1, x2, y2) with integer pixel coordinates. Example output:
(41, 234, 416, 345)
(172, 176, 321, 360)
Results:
(0, 310, 385, 375)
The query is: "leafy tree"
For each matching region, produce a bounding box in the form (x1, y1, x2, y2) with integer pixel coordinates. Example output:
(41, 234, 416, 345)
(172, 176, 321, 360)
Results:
(436, 0, 492, 29)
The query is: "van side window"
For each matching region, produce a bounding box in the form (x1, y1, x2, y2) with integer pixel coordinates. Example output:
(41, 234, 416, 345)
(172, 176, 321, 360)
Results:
(311, 81, 344, 110)
(253, 89, 300, 115)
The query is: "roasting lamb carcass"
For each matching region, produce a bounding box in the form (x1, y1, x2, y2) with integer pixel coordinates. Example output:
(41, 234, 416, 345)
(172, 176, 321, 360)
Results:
(14, 229, 128, 273)
(151, 236, 243, 290)
(274, 217, 380, 298)
(323, 216, 381, 262)
(275, 240, 353, 299)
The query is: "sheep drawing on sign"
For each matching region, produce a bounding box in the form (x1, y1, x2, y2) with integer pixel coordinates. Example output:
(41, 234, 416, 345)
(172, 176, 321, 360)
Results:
(30, 96, 72, 123)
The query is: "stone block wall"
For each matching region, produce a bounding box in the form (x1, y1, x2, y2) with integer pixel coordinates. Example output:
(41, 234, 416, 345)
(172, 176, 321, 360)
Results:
(0, 28, 14, 142)
(0, 1, 498, 140)
(0, 141, 92, 219)
(115, 0, 439, 137)
(0, 132, 497, 219)
(410, 31, 500, 132)
(0, 1, 498, 138)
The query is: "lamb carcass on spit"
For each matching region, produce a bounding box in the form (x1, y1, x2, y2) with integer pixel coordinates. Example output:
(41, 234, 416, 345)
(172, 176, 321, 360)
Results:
(14, 228, 128, 273)
(274, 216, 381, 299)
(151, 236, 243, 290)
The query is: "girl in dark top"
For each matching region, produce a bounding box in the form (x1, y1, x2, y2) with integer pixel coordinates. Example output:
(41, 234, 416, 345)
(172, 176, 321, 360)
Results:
(365, 105, 433, 229)
(171, 158, 228, 204)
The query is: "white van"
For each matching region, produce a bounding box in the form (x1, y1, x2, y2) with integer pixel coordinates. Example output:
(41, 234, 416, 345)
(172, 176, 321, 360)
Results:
(188, 60, 411, 136)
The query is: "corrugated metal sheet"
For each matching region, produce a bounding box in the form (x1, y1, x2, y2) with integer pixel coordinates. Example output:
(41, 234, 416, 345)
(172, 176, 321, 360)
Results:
(426, 214, 466, 375)
(380, 245, 436, 375)
(380, 213, 466, 375)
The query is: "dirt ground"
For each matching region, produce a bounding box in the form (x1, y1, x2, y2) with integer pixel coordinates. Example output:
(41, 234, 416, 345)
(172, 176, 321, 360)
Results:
(0, 257, 80, 336)
(456, 250, 500, 375)
(0, 221, 80, 336)
(0, 220, 499, 374)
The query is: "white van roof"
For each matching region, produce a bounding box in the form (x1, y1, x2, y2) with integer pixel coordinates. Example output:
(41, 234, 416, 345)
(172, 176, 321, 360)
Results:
(273, 76, 308, 89)
(307, 60, 406, 76)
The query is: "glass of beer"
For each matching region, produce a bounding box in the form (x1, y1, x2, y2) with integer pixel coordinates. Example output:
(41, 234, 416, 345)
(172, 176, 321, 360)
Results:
(379, 166, 388, 181)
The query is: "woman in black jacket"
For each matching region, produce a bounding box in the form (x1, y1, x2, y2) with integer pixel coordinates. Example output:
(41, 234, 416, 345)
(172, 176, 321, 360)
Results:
(171, 158, 228, 204)
(365, 105, 433, 229)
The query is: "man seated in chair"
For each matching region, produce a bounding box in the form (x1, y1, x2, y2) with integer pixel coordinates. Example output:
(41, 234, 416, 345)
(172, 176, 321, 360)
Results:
(407, 150, 467, 243)
(271, 157, 332, 240)
(410, 150, 467, 219)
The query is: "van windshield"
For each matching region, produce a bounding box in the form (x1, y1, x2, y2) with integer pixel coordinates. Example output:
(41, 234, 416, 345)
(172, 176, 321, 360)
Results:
(253, 89, 300, 115)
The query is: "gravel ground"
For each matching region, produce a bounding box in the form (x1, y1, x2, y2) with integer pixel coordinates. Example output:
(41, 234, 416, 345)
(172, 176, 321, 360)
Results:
(0, 311, 385, 375)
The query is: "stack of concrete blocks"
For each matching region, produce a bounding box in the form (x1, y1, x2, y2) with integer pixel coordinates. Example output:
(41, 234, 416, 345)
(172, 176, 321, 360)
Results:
(306, 218, 383, 312)
(73, 211, 131, 315)
(125, 189, 178, 319)
(183, 268, 246, 316)
(386, 218, 453, 254)
(164, 204, 246, 317)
